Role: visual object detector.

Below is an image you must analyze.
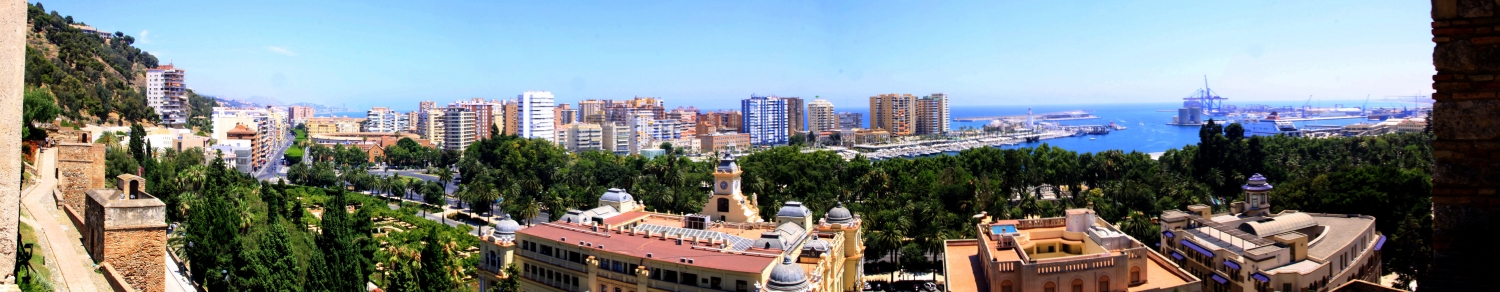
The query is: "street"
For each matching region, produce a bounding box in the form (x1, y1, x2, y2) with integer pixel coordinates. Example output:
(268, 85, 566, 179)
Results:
(254, 132, 296, 181)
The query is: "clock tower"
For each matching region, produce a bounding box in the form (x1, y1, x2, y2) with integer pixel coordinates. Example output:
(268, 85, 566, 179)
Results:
(701, 153, 763, 223)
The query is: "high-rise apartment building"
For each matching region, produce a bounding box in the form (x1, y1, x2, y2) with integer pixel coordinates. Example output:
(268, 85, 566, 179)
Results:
(417, 109, 446, 142)
(564, 123, 603, 152)
(601, 122, 631, 155)
(519, 91, 557, 143)
(452, 99, 498, 140)
(741, 95, 788, 146)
(554, 103, 577, 128)
(288, 106, 314, 125)
(578, 99, 606, 124)
(807, 98, 837, 134)
(502, 102, 519, 136)
(364, 107, 399, 133)
(783, 96, 805, 134)
(405, 111, 419, 132)
(442, 107, 476, 151)
(419, 100, 436, 112)
(916, 93, 950, 135)
(838, 112, 863, 130)
(146, 65, 188, 127)
(869, 94, 917, 136)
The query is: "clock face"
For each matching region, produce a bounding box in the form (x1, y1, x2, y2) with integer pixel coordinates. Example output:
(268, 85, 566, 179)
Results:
(719, 181, 728, 190)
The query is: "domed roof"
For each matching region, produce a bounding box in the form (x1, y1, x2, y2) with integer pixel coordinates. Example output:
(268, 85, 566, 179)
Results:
(600, 188, 633, 203)
(494, 215, 522, 235)
(825, 202, 853, 224)
(1243, 173, 1273, 191)
(776, 201, 810, 218)
(767, 257, 809, 292)
(802, 239, 830, 253)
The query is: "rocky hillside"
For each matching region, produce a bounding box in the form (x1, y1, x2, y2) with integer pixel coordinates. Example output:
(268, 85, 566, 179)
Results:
(24, 2, 160, 125)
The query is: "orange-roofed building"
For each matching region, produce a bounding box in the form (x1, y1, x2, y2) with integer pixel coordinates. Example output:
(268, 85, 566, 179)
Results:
(476, 153, 865, 292)
(942, 209, 1202, 292)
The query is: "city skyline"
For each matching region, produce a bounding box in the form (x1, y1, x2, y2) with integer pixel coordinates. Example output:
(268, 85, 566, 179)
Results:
(39, 0, 1432, 110)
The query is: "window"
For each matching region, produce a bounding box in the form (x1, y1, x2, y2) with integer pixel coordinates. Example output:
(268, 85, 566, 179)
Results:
(1071, 278, 1083, 292)
(1044, 282, 1056, 292)
(1098, 275, 1109, 292)
(711, 277, 723, 289)
(650, 268, 662, 280)
(718, 198, 730, 212)
(682, 273, 699, 286)
(663, 270, 679, 283)
(1001, 280, 1013, 292)
(737, 280, 749, 292)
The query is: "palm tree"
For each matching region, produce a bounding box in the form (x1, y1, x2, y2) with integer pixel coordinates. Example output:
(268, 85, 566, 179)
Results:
(435, 167, 454, 189)
(408, 178, 424, 201)
(388, 173, 404, 198)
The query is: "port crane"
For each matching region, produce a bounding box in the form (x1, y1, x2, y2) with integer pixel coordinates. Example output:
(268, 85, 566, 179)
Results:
(1183, 76, 1229, 116)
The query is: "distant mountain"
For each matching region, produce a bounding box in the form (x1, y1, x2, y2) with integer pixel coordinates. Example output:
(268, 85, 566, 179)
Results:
(287, 102, 353, 114)
(244, 95, 284, 106)
(213, 97, 262, 108)
(24, 2, 160, 125)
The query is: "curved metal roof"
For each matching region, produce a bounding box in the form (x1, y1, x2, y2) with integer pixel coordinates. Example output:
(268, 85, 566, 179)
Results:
(1240, 212, 1316, 236)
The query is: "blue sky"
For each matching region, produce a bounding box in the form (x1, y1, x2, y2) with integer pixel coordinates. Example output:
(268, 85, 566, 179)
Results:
(40, 0, 1432, 111)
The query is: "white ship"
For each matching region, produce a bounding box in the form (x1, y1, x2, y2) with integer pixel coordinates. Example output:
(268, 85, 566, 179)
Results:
(1242, 112, 1302, 137)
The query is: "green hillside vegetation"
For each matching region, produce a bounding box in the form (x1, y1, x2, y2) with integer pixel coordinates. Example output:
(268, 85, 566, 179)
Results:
(105, 125, 476, 291)
(25, 2, 159, 125)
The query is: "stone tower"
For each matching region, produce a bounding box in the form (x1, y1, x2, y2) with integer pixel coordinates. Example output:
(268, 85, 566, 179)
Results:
(700, 153, 762, 223)
(84, 174, 167, 292)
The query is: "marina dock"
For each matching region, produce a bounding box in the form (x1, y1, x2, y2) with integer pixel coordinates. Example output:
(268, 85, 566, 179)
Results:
(954, 110, 1098, 122)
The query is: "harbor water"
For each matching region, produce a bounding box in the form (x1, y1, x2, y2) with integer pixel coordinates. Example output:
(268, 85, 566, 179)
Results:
(855, 101, 1398, 155)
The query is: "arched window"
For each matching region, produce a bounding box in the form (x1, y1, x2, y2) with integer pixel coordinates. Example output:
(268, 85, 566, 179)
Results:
(718, 198, 730, 212)
(1130, 266, 1142, 284)
(1044, 281, 1056, 292)
(1097, 275, 1109, 292)
(1000, 280, 1014, 292)
(1071, 278, 1084, 292)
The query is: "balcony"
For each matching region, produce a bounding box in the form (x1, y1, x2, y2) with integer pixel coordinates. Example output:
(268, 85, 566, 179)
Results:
(519, 250, 587, 273)
(522, 273, 580, 292)
(1034, 256, 1116, 275)
(598, 270, 637, 284)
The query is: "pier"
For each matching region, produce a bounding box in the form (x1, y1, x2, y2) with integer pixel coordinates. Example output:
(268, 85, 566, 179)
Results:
(954, 110, 1098, 122)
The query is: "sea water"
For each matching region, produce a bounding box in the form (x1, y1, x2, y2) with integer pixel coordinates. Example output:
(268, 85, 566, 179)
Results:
(855, 101, 1396, 155)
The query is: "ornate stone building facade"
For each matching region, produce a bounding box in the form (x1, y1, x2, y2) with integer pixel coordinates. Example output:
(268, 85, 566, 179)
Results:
(477, 154, 865, 292)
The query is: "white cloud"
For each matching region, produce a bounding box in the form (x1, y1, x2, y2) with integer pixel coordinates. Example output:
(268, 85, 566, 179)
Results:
(137, 30, 151, 44)
(266, 46, 297, 56)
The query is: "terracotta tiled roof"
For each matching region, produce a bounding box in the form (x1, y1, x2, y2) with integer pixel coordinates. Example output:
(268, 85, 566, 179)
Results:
(520, 222, 776, 273)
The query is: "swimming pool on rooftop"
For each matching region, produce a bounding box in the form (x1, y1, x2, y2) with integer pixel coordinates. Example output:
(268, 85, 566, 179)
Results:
(991, 224, 1018, 235)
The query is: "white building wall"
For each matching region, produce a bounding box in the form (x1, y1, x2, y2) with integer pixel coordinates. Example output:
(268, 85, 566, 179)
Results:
(520, 91, 556, 142)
